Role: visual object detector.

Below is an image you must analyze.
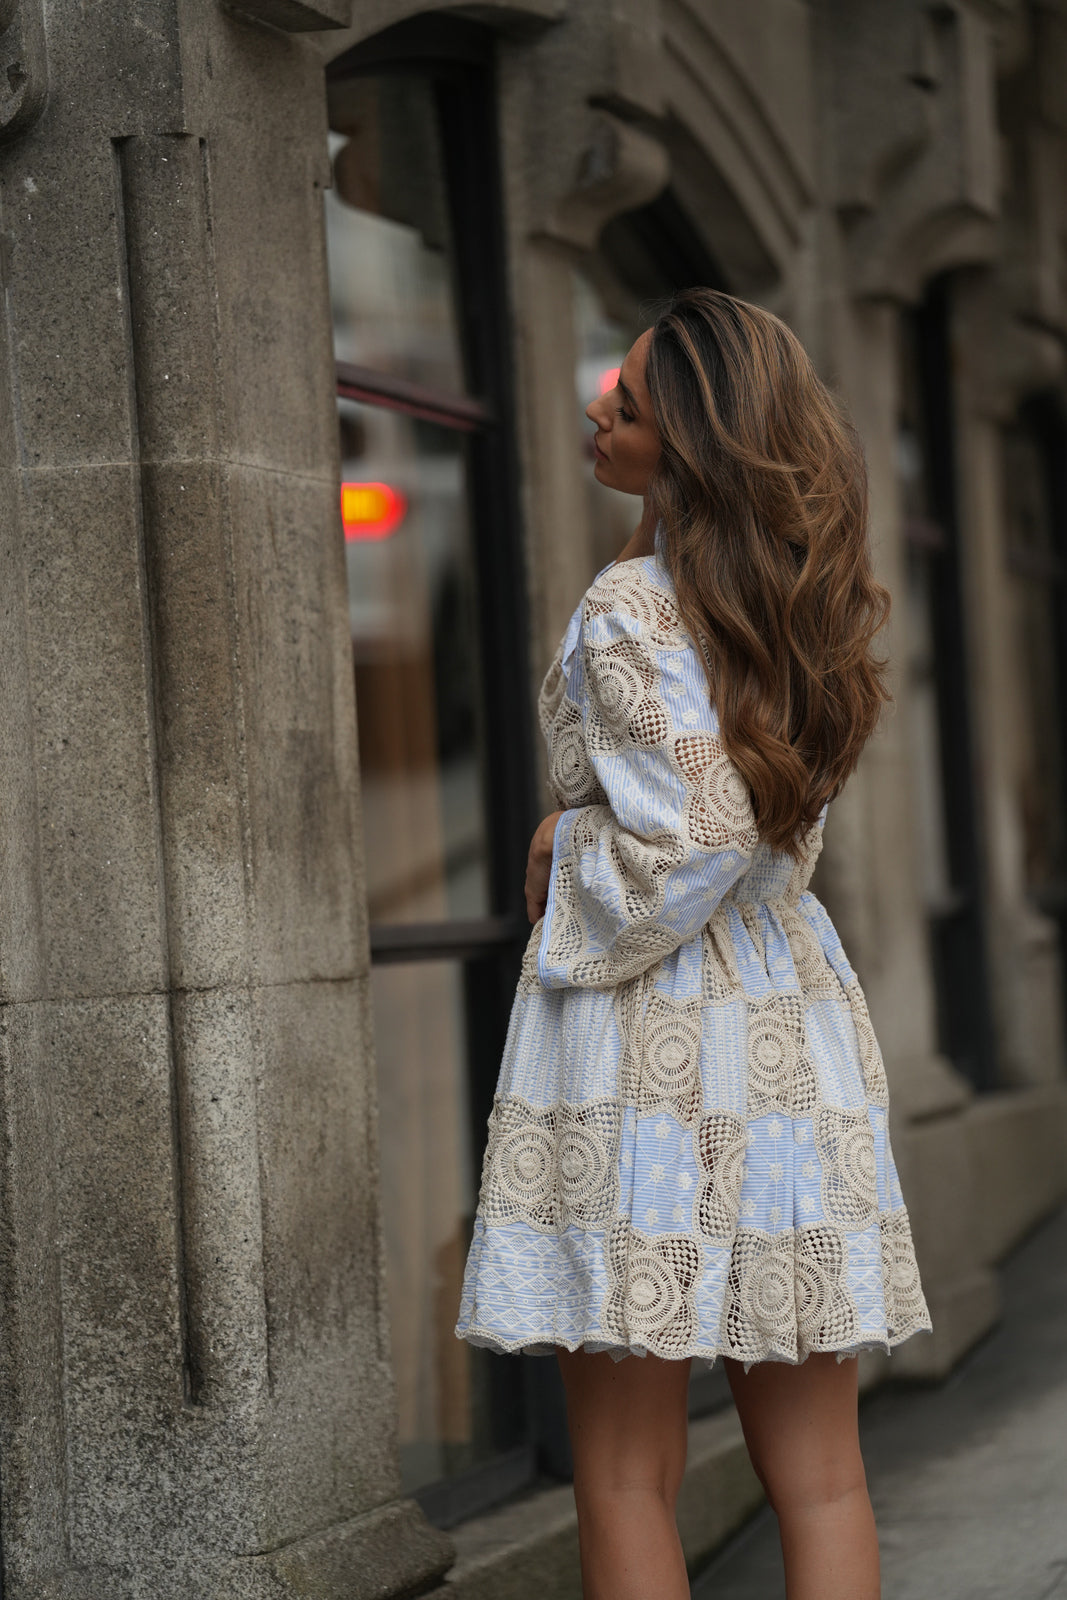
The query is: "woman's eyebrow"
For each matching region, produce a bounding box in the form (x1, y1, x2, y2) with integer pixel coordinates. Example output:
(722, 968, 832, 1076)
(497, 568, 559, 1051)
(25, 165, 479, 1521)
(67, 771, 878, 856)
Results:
(617, 376, 641, 416)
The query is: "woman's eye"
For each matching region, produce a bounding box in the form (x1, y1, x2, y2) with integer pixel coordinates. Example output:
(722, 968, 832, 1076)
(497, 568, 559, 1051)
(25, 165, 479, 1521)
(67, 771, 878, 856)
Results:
(617, 407, 634, 423)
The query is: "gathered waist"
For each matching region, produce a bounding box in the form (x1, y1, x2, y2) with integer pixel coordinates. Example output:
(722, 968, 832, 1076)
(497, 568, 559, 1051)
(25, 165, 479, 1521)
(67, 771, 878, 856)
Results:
(721, 882, 806, 911)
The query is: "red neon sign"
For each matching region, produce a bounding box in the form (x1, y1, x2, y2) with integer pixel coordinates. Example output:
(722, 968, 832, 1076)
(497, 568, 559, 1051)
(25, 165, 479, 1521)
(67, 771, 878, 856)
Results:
(598, 366, 621, 396)
(341, 481, 407, 541)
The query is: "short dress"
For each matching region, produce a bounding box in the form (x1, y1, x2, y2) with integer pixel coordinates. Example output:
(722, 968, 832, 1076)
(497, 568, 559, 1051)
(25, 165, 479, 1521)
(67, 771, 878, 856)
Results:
(456, 543, 932, 1367)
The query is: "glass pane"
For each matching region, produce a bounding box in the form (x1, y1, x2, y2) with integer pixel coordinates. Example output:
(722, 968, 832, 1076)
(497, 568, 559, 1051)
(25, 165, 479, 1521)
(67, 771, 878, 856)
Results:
(326, 69, 491, 927)
(339, 394, 490, 924)
(326, 78, 466, 393)
(371, 959, 497, 1491)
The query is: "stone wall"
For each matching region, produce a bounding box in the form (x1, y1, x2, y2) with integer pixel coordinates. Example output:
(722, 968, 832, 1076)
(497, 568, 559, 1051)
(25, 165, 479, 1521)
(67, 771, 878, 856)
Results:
(0, 1, 451, 1594)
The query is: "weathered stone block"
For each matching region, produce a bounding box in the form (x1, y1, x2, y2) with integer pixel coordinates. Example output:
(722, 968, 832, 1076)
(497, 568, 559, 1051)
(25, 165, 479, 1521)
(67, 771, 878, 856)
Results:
(252, 975, 395, 1534)
(226, 463, 363, 985)
(0, 994, 188, 1585)
(968, 1087, 1067, 1264)
(118, 132, 221, 463)
(18, 463, 167, 998)
(0, 137, 136, 468)
(140, 460, 252, 990)
(900, 1111, 982, 1289)
(214, 1501, 454, 1600)
(192, 31, 336, 476)
(170, 984, 270, 1410)
(0, 465, 45, 1000)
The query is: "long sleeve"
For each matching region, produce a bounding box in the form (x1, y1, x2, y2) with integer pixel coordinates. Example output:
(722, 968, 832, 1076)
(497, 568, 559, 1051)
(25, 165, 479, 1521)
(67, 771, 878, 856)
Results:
(537, 586, 759, 989)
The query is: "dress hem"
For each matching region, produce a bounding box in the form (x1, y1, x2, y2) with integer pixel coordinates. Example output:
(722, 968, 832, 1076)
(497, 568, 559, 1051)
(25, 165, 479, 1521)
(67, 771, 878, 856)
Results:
(455, 1320, 933, 1370)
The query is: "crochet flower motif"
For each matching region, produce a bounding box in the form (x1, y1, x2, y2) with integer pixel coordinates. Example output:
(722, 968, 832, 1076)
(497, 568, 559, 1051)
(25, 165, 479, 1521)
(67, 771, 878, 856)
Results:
(548, 697, 602, 807)
(845, 979, 890, 1107)
(720, 1225, 859, 1362)
(481, 1096, 621, 1232)
(695, 1112, 748, 1243)
(815, 1107, 879, 1226)
(780, 902, 834, 991)
(587, 636, 671, 748)
(674, 733, 758, 853)
(881, 1210, 928, 1334)
(586, 564, 683, 646)
(604, 1221, 700, 1354)
(745, 992, 818, 1118)
(635, 993, 704, 1124)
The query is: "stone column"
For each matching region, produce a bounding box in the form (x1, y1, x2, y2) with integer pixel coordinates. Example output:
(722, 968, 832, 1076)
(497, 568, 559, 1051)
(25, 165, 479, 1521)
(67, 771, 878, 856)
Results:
(0, 2, 451, 1595)
(945, 272, 1067, 1263)
(819, 290, 999, 1379)
(949, 273, 1067, 1090)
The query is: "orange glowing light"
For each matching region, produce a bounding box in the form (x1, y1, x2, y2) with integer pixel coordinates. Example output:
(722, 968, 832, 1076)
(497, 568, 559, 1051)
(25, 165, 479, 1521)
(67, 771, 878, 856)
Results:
(598, 366, 621, 396)
(341, 481, 407, 540)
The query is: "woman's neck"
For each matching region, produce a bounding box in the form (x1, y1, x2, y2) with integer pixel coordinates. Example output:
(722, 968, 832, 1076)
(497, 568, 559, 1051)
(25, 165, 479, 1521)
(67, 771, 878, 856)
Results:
(613, 500, 658, 565)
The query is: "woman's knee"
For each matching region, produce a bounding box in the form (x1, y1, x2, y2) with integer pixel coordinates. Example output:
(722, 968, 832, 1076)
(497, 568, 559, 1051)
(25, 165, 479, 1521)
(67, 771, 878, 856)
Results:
(569, 1413, 688, 1510)
(759, 1451, 869, 1520)
(726, 1352, 868, 1517)
(559, 1349, 691, 1509)
(574, 1458, 685, 1520)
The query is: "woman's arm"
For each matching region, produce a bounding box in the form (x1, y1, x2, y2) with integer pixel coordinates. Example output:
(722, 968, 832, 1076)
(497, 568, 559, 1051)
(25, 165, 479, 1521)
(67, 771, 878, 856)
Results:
(535, 594, 758, 989)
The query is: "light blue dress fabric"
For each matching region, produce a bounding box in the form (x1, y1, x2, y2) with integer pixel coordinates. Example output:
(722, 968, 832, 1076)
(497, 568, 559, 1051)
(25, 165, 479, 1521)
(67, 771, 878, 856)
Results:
(456, 542, 931, 1367)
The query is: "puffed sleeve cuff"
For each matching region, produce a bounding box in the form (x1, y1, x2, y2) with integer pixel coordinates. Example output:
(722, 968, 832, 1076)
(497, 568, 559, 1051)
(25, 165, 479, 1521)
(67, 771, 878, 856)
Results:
(536, 803, 752, 990)
(536, 809, 572, 986)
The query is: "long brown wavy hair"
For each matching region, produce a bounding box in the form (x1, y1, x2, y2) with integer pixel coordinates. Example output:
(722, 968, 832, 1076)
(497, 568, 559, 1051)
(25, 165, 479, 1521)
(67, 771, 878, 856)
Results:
(644, 288, 891, 858)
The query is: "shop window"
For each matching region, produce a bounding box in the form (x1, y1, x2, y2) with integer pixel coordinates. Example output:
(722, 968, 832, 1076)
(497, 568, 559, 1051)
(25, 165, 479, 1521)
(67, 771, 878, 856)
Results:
(898, 279, 996, 1087)
(324, 17, 537, 1518)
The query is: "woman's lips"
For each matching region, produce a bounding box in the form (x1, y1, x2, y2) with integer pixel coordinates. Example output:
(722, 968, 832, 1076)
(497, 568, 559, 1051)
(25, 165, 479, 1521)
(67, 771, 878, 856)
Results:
(593, 437, 608, 461)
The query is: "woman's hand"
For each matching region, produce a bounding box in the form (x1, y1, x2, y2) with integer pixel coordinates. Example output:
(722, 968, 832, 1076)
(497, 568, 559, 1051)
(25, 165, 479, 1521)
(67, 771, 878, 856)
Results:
(525, 810, 565, 924)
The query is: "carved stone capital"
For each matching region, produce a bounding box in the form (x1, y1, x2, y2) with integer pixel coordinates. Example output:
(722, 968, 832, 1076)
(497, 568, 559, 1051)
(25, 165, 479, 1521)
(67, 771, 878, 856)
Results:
(824, 0, 1002, 301)
(0, 1, 46, 143)
(996, 8, 1067, 338)
(543, 112, 670, 251)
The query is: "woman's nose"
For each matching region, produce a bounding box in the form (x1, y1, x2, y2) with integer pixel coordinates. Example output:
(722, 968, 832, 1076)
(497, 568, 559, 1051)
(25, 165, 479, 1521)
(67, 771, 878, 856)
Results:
(585, 397, 604, 427)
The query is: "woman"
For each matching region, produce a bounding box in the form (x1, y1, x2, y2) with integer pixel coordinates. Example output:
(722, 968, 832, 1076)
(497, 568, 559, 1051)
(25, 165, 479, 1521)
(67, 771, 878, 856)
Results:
(456, 289, 931, 1599)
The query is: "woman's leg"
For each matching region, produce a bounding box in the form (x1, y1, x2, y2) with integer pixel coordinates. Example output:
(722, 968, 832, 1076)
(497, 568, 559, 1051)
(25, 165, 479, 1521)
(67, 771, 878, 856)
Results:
(557, 1347, 692, 1600)
(725, 1352, 879, 1600)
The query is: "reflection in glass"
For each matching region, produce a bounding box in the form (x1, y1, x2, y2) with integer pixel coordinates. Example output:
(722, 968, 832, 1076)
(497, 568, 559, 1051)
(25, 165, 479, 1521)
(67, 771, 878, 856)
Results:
(325, 72, 489, 928)
(371, 959, 485, 1491)
(339, 395, 489, 924)
(325, 78, 465, 392)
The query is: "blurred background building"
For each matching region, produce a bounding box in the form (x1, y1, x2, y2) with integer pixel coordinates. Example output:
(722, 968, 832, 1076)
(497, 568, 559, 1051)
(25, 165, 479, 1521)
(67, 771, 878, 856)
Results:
(0, 0, 1064, 1595)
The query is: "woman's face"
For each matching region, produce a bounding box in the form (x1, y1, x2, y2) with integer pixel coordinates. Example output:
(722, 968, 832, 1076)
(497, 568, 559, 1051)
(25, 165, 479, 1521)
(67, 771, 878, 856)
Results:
(585, 328, 661, 496)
